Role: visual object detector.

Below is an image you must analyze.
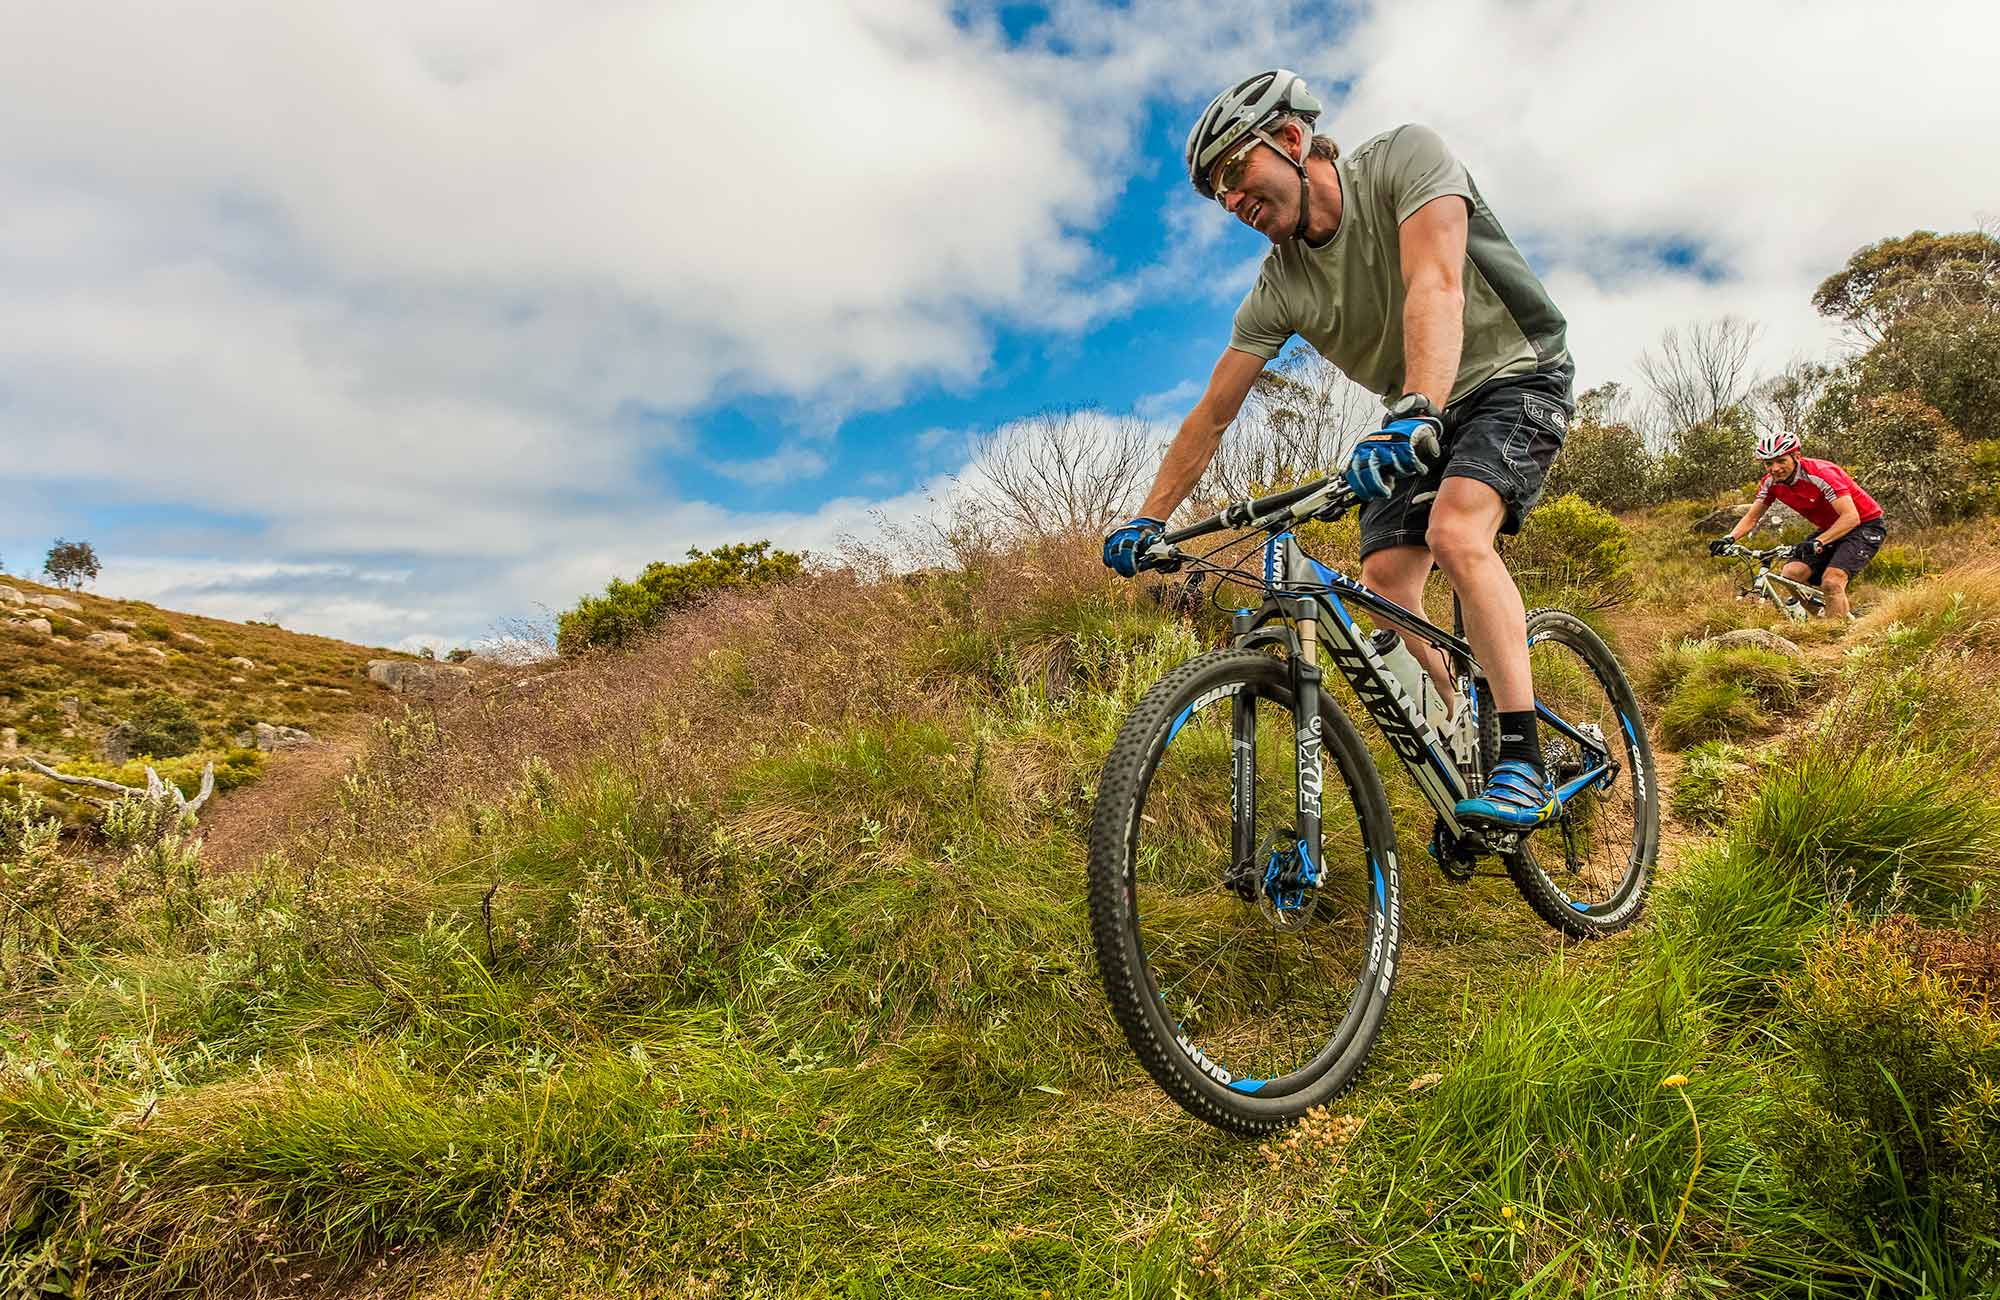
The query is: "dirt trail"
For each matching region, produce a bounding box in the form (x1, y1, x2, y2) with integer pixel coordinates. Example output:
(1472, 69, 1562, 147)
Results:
(196, 720, 374, 873)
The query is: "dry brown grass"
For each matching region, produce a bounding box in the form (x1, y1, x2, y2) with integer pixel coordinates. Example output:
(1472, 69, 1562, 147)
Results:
(276, 533, 1122, 869)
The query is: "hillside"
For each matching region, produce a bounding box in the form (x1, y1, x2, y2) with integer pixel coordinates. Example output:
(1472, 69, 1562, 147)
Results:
(3, 503, 1998, 1298)
(0, 575, 428, 821)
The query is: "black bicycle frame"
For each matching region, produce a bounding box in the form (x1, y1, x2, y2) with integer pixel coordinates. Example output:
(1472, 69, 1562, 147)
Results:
(1155, 474, 1618, 882)
(1220, 527, 1616, 879)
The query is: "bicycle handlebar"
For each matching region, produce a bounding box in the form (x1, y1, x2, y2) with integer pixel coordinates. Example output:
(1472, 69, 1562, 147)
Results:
(1715, 541, 1789, 565)
(1143, 424, 1442, 571)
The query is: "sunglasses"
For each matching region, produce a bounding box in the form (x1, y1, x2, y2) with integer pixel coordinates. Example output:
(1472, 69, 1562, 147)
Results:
(1209, 134, 1266, 203)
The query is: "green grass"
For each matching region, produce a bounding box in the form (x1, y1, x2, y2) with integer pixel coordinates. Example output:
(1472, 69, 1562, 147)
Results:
(1646, 640, 1813, 749)
(7, 520, 2000, 1296)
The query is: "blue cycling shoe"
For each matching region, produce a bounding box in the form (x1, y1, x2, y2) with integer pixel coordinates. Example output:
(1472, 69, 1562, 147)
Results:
(1455, 758, 1558, 829)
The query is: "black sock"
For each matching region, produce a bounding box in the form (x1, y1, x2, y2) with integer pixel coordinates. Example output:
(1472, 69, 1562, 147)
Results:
(1498, 710, 1542, 775)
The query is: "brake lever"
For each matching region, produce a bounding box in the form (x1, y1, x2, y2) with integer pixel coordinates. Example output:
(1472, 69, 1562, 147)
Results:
(1141, 541, 1184, 574)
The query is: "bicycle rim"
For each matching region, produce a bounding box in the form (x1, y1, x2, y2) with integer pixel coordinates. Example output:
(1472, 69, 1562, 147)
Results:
(1090, 650, 1397, 1130)
(1512, 610, 1657, 934)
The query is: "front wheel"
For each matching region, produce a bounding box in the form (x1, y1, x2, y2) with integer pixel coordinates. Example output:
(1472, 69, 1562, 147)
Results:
(1087, 649, 1400, 1135)
(1504, 609, 1659, 939)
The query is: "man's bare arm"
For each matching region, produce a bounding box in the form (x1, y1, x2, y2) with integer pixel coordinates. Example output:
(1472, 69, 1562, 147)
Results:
(1815, 494, 1862, 545)
(1397, 195, 1469, 409)
(1137, 347, 1266, 520)
(1730, 498, 1771, 540)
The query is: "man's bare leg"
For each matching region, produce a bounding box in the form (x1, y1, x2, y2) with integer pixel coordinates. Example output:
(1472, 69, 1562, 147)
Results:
(1358, 543, 1453, 696)
(1819, 567, 1852, 618)
(1422, 477, 1531, 712)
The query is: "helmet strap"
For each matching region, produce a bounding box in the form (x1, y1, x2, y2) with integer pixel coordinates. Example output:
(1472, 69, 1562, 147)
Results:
(1254, 126, 1314, 242)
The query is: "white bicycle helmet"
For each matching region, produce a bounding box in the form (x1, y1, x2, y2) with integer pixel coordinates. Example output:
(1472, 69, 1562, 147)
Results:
(1754, 429, 1801, 460)
(1186, 70, 1322, 239)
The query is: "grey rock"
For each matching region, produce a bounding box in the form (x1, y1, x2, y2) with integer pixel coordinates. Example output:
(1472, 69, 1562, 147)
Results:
(366, 659, 474, 697)
(24, 618, 52, 635)
(84, 630, 132, 649)
(228, 675, 247, 684)
(173, 631, 208, 647)
(59, 697, 80, 719)
(107, 617, 139, 631)
(39, 594, 81, 612)
(0, 728, 16, 753)
(0, 586, 23, 606)
(144, 646, 169, 661)
(233, 721, 316, 752)
(226, 656, 256, 670)
(1690, 502, 1802, 538)
(101, 722, 137, 763)
(1689, 504, 1752, 536)
(1709, 627, 1805, 659)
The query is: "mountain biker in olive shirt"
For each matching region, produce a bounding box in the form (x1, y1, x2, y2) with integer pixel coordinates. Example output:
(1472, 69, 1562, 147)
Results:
(1101, 70, 1574, 830)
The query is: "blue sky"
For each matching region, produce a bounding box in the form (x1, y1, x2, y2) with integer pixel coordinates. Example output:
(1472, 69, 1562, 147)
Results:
(4, 0, 1996, 649)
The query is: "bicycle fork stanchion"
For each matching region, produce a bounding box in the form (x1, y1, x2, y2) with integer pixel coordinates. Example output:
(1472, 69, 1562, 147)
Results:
(1290, 614, 1324, 907)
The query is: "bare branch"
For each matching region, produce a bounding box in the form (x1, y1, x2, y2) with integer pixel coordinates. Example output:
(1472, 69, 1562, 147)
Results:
(19, 757, 138, 798)
(1197, 348, 1378, 506)
(951, 406, 1164, 541)
(1637, 315, 1763, 437)
(13, 757, 217, 817)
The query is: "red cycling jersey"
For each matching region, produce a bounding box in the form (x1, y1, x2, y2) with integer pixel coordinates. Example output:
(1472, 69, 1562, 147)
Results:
(1752, 456, 1883, 531)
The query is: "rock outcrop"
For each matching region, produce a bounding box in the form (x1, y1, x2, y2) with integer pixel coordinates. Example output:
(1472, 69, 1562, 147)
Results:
(1708, 627, 1805, 660)
(233, 722, 317, 752)
(365, 659, 474, 697)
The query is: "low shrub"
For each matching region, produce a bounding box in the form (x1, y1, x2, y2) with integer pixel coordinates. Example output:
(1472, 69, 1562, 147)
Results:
(1671, 739, 1760, 828)
(1770, 920, 2000, 1287)
(1865, 543, 1929, 587)
(117, 692, 204, 759)
(1508, 493, 1633, 607)
(557, 540, 805, 655)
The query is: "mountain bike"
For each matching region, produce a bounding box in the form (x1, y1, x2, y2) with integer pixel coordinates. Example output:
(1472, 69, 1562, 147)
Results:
(1714, 542, 1826, 622)
(1087, 469, 1658, 1135)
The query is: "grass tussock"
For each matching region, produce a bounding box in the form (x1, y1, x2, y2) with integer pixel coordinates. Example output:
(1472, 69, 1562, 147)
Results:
(1646, 639, 1814, 749)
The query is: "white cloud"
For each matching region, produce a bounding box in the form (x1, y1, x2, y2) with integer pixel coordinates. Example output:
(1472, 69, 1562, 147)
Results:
(0, 0, 1339, 643)
(8, 0, 1995, 647)
(1321, 0, 2000, 386)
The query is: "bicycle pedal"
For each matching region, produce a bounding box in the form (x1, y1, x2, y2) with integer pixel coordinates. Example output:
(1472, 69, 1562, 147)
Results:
(1477, 829, 1522, 855)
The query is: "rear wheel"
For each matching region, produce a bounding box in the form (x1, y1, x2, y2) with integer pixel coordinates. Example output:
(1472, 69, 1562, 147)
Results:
(1087, 649, 1399, 1135)
(1503, 609, 1658, 939)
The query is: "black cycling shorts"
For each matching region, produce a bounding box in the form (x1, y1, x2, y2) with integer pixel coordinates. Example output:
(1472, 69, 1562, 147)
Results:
(1359, 361, 1574, 561)
(1808, 519, 1887, 583)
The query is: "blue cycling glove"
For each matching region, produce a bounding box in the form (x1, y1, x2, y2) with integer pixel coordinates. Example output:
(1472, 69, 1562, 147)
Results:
(1343, 415, 1442, 501)
(1103, 516, 1166, 577)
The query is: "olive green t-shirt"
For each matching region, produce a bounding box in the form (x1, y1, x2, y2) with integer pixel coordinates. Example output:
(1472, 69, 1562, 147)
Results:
(1228, 123, 1568, 405)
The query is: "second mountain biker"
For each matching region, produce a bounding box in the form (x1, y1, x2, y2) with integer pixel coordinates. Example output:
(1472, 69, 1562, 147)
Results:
(1103, 70, 1575, 830)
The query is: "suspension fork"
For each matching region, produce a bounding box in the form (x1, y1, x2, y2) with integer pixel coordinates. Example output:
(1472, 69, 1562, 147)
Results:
(1292, 612, 1325, 880)
(1228, 603, 1324, 882)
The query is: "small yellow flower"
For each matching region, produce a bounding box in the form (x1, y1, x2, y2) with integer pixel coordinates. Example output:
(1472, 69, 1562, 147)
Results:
(1661, 1074, 1689, 1088)
(1500, 1205, 1514, 1219)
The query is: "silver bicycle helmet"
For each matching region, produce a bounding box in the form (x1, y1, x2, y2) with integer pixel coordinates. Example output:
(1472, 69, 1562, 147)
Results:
(1185, 70, 1322, 197)
(1186, 71, 1323, 241)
